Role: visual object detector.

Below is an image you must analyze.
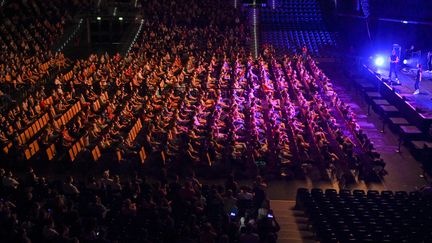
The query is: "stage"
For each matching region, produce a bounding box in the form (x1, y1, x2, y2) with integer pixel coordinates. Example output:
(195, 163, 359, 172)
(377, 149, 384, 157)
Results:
(363, 63, 432, 132)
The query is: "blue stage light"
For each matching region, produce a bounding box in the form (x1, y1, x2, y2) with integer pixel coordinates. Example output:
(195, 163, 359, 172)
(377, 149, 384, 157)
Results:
(403, 59, 408, 65)
(374, 56, 385, 67)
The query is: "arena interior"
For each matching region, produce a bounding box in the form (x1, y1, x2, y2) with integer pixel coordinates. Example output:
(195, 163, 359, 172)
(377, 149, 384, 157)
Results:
(1, 0, 432, 242)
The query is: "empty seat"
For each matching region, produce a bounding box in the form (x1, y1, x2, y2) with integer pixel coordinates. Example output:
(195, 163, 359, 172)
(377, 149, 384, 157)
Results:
(295, 187, 310, 209)
(367, 190, 380, 199)
(325, 188, 338, 198)
(353, 189, 366, 197)
(381, 190, 394, 198)
(311, 188, 324, 198)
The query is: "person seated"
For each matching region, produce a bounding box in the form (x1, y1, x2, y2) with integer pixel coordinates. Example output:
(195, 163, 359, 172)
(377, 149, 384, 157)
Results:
(296, 133, 310, 149)
(2, 171, 19, 189)
(61, 126, 75, 144)
(193, 114, 207, 127)
(232, 141, 246, 159)
(146, 133, 161, 148)
(80, 94, 90, 107)
(187, 144, 200, 162)
(111, 175, 122, 196)
(176, 113, 190, 125)
(63, 176, 80, 195)
(54, 100, 67, 114)
(99, 134, 112, 150)
(189, 130, 201, 140)
(0, 130, 9, 145)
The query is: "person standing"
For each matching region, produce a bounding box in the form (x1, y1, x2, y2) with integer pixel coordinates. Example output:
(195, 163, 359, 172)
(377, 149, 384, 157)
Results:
(301, 45, 308, 60)
(389, 49, 400, 84)
(413, 64, 422, 95)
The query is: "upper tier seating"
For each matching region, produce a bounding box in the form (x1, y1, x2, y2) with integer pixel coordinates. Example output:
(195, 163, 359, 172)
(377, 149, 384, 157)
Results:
(260, 0, 338, 57)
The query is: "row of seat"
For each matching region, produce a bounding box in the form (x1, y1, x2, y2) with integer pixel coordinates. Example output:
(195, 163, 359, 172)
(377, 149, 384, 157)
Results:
(263, 30, 337, 44)
(78, 92, 111, 163)
(63, 70, 73, 82)
(127, 118, 143, 143)
(278, 1, 319, 7)
(8, 98, 85, 162)
(18, 113, 51, 146)
(261, 0, 323, 26)
(296, 188, 432, 242)
(54, 101, 82, 128)
(39, 61, 51, 73)
(262, 12, 322, 17)
(2, 95, 59, 159)
(10, 95, 55, 149)
(46, 143, 56, 161)
(91, 145, 102, 162)
(262, 30, 338, 56)
(68, 134, 90, 162)
(138, 146, 147, 164)
(24, 140, 40, 160)
(263, 10, 322, 16)
(91, 92, 108, 112)
(62, 63, 97, 83)
(261, 18, 325, 30)
(44, 96, 54, 106)
(260, 0, 338, 57)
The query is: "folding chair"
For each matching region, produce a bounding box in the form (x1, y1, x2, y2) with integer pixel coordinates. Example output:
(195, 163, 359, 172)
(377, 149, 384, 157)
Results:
(69, 148, 76, 162)
(139, 147, 147, 164)
(24, 148, 32, 160)
(2, 142, 12, 155)
(46, 144, 56, 161)
(92, 146, 101, 161)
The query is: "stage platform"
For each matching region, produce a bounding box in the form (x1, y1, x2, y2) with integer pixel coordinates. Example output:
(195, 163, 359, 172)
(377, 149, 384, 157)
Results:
(361, 64, 432, 133)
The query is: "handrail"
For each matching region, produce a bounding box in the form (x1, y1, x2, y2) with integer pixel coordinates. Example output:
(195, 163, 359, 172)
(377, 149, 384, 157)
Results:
(56, 18, 84, 52)
(126, 19, 144, 54)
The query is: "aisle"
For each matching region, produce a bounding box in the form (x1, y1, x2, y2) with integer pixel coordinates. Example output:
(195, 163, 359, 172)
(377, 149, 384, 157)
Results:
(270, 200, 315, 243)
(321, 63, 427, 192)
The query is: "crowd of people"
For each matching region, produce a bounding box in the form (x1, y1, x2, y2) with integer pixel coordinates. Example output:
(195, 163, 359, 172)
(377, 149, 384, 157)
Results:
(0, 167, 279, 242)
(262, 44, 385, 182)
(0, 0, 385, 181)
(0, 0, 89, 155)
(0, 0, 394, 241)
(0, 0, 87, 98)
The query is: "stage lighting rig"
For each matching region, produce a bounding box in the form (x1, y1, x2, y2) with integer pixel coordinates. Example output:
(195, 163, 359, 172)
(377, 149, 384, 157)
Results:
(374, 56, 385, 67)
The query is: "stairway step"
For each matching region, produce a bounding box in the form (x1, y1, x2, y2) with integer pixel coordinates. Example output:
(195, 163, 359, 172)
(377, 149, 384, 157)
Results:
(272, 214, 308, 219)
(272, 209, 304, 214)
(278, 224, 310, 231)
(278, 239, 316, 243)
(270, 200, 315, 243)
(273, 214, 305, 219)
(279, 229, 314, 236)
(278, 221, 308, 227)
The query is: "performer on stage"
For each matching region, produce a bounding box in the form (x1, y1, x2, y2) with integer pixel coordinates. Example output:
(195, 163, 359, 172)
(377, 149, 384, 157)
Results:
(388, 49, 400, 84)
(413, 64, 422, 95)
